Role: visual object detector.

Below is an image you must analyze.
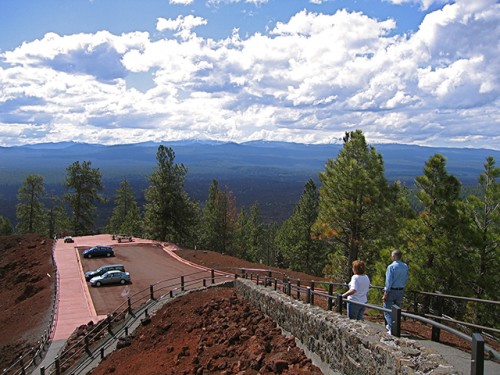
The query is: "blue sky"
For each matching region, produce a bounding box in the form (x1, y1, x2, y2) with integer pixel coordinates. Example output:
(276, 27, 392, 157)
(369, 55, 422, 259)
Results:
(0, 0, 498, 149)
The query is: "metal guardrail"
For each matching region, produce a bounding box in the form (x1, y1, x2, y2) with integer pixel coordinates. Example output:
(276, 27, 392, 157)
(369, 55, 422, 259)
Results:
(2, 239, 60, 375)
(38, 269, 236, 375)
(236, 267, 499, 375)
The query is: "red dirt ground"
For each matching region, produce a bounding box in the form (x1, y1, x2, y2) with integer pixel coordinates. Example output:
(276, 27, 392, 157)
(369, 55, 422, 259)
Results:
(0, 234, 54, 371)
(1, 236, 498, 374)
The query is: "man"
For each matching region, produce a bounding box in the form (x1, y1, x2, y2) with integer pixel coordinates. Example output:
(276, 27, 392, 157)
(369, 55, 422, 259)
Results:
(383, 249, 409, 334)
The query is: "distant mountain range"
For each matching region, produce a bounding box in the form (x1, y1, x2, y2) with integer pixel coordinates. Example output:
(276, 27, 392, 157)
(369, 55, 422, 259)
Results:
(1, 141, 499, 225)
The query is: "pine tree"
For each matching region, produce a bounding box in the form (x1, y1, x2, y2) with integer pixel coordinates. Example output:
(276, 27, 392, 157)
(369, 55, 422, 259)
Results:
(143, 145, 196, 244)
(315, 130, 393, 277)
(200, 180, 238, 254)
(64, 161, 104, 236)
(16, 174, 46, 234)
(107, 179, 142, 236)
(275, 179, 327, 275)
(0, 215, 13, 235)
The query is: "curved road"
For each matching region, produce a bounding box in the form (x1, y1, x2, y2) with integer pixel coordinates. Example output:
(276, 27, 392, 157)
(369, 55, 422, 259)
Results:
(34, 234, 213, 374)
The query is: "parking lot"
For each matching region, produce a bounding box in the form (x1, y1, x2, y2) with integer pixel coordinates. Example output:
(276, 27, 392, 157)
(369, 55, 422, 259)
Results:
(77, 243, 214, 315)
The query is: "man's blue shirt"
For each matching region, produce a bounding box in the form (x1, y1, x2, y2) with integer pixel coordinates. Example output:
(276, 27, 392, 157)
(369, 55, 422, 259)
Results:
(385, 260, 409, 291)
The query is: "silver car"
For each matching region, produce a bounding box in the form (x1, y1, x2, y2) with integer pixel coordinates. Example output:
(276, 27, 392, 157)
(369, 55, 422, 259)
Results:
(89, 270, 131, 287)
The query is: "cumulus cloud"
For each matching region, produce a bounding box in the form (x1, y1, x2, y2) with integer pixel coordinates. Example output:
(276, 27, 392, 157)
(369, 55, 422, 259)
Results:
(385, 0, 452, 11)
(169, 0, 194, 4)
(0, 0, 498, 149)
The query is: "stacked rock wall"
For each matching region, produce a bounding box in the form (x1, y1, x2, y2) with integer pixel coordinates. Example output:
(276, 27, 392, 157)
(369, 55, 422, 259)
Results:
(234, 279, 457, 374)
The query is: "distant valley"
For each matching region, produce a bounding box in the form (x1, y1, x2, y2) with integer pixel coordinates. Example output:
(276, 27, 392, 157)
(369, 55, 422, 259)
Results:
(1, 141, 499, 226)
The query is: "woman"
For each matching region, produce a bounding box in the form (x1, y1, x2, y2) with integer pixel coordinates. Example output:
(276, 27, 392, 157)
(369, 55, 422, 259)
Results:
(342, 260, 370, 320)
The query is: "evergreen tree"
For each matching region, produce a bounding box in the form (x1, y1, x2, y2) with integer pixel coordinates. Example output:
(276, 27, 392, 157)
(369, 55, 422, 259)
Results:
(143, 145, 196, 244)
(466, 157, 500, 301)
(275, 179, 327, 276)
(46, 195, 70, 238)
(315, 130, 393, 278)
(107, 179, 142, 236)
(64, 161, 104, 236)
(233, 208, 249, 259)
(402, 154, 473, 296)
(200, 180, 238, 254)
(0, 215, 13, 235)
(16, 174, 46, 233)
(245, 202, 265, 263)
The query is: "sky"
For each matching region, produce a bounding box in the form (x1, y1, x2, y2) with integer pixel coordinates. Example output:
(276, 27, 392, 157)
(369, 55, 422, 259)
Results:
(0, 0, 498, 149)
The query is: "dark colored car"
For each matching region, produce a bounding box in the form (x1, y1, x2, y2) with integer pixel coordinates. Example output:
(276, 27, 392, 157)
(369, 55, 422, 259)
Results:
(82, 246, 114, 258)
(85, 264, 125, 281)
(89, 270, 131, 287)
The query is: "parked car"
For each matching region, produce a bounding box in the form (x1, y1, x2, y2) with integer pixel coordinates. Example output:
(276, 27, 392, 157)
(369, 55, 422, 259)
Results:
(82, 246, 114, 258)
(89, 270, 131, 287)
(85, 264, 125, 281)
(63, 236, 74, 243)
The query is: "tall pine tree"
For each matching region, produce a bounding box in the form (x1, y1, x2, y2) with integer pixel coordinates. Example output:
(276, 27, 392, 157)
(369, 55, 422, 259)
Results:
(16, 174, 46, 234)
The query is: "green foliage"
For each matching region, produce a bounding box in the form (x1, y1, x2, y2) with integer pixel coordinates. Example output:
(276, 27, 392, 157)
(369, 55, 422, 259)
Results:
(16, 174, 46, 234)
(275, 179, 328, 276)
(46, 195, 70, 238)
(106, 179, 142, 236)
(64, 161, 104, 236)
(316, 130, 397, 277)
(199, 180, 238, 254)
(0, 215, 13, 235)
(143, 145, 196, 244)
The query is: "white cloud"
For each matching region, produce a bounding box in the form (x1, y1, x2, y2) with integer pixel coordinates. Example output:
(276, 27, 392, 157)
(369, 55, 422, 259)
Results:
(0, 2, 499, 149)
(385, 0, 451, 11)
(169, 0, 194, 4)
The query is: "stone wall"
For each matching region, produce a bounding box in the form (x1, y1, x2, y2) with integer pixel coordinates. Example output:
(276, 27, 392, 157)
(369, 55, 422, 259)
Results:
(234, 279, 458, 375)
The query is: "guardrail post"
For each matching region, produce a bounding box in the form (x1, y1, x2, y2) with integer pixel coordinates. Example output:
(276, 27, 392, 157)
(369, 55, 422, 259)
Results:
(287, 281, 292, 296)
(327, 284, 334, 310)
(125, 326, 129, 336)
(256, 275, 260, 285)
(169, 290, 173, 298)
(336, 294, 343, 314)
(431, 324, 441, 342)
(127, 297, 132, 315)
(297, 279, 301, 300)
(19, 354, 25, 375)
(181, 275, 185, 291)
(203, 279, 206, 287)
(107, 314, 112, 334)
(391, 306, 401, 337)
(310, 281, 315, 305)
(100, 347, 105, 359)
(274, 278, 277, 291)
(211, 269, 215, 284)
(85, 335, 89, 352)
(268, 271, 272, 281)
(150, 285, 155, 300)
(471, 333, 484, 375)
(306, 287, 311, 304)
(40, 366, 45, 375)
(55, 356, 60, 375)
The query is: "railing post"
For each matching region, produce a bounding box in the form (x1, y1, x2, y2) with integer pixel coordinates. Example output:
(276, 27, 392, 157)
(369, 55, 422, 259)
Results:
(391, 305, 401, 337)
(85, 335, 89, 352)
(211, 269, 215, 284)
(19, 354, 25, 375)
(306, 287, 311, 304)
(127, 297, 132, 315)
(287, 281, 292, 296)
(107, 314, 112, 334)
(297, 279, 301, 300)
(40, 366, 45, 375)
(431, 324, 441, 342)
(169, 290, 173, 298)
(125, 326, 129, 336)
(100, 347, 105, 359)
(471, 333, 484, 375)
(55, 356, 60, 375)
(310, 281, 315, 305)
(327, 284, 334, 310)
(336, 294, 343, 314)
(274, 278, 277, 291)
(181, 275, 185, 291)
(256, 274, 260, 286)
(150, 285, 155, 300)
(203, 279, 206, 287)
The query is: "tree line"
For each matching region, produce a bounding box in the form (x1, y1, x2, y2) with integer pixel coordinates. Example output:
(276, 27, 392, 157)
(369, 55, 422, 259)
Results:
(1, 131, 498, 325)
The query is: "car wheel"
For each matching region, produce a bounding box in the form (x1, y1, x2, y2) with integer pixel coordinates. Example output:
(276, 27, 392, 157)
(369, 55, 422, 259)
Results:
(87, 254, 92, 258)
(120, 279, 126, 285)
(107, 253, 111, 257)
(96, 281, 101, 287)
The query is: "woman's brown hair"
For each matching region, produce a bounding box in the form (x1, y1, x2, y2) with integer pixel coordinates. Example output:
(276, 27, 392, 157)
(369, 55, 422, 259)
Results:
(352, 260, 366, 275)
